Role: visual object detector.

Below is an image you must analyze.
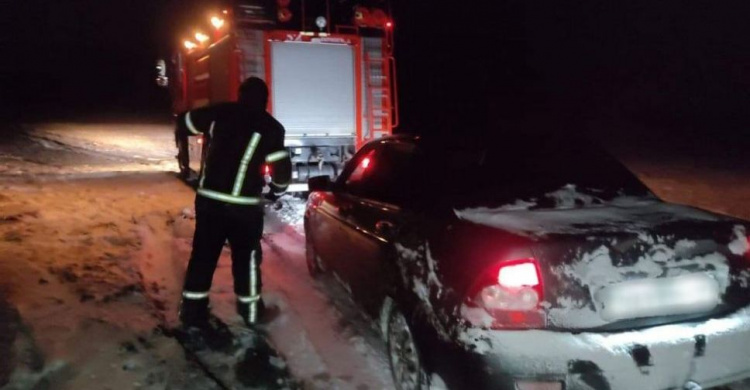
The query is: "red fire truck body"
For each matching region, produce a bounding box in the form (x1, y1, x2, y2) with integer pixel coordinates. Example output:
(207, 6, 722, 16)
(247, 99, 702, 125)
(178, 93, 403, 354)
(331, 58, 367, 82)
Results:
(167, 0, 397, 185)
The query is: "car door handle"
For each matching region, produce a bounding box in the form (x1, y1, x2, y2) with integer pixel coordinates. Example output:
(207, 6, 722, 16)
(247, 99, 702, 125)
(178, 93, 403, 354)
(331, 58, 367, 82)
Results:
(375, 220, 396, 236)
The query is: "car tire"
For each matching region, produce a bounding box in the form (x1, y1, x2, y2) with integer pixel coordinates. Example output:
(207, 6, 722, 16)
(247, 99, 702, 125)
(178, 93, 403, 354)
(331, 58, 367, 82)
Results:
(305, 232, 322, 277)
(386, 304, 430, 390)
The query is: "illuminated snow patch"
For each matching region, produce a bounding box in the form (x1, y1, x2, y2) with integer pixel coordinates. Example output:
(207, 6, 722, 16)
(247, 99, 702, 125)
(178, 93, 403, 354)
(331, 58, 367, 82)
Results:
(273, 195, 306, 233)
(545, 184, 597, 209)
(395, 243, 452, 340)
(498, 199, 538, 211)
(729, 225, 749, 255)
(460, 305, 495, 328)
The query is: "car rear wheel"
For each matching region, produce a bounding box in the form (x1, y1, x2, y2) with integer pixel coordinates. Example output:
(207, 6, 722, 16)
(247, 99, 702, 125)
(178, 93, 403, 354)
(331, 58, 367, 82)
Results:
(387, 306, 429, 390)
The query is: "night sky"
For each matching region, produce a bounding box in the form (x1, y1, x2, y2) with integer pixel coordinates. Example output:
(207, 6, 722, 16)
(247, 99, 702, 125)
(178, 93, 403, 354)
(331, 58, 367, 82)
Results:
(3, 0, 750, 143)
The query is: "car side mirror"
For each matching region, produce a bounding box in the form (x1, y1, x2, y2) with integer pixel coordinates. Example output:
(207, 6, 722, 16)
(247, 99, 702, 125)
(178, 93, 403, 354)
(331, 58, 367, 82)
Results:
(308, 175, 332, 192)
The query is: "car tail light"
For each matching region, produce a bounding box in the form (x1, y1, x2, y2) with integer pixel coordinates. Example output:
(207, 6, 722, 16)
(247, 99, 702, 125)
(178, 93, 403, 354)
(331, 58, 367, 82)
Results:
(499, 262, 540, 288)
(263, 164, 271, 175)
(466, 259, 546, 329)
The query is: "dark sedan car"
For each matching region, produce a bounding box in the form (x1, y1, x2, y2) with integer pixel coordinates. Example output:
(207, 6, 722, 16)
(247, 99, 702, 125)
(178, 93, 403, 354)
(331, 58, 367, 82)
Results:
(303, 134, 750, 390)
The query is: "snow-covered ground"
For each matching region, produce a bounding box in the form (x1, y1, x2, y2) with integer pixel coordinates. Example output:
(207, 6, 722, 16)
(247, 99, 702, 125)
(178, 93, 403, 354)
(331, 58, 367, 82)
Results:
(0, 122, 394, 389)
(0, 172, 394, 390)
(31, 122, 176, 162)
(0, 123, 176, 176)
(1, 121, 749, 389)
(0, 173, 221, 389)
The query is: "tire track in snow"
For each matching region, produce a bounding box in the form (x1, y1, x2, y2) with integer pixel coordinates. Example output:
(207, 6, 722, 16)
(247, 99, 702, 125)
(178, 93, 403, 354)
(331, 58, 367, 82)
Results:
(261, 226, 392, 390)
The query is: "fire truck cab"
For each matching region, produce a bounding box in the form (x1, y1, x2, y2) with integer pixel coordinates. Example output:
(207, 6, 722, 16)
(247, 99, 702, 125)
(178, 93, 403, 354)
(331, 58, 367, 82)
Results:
(160, 0, 398, 188)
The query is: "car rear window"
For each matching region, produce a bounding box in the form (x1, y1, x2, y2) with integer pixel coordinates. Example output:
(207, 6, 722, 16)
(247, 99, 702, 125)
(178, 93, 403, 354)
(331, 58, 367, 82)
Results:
(420, 136, 652, 209)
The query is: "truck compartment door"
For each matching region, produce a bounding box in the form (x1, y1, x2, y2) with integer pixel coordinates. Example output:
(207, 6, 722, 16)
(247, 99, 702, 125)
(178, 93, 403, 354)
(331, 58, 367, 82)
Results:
(270, 41, 357, 138)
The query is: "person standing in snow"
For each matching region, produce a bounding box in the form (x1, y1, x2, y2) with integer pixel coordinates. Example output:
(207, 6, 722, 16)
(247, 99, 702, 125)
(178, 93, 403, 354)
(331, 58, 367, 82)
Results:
(175, 77, 291, 327)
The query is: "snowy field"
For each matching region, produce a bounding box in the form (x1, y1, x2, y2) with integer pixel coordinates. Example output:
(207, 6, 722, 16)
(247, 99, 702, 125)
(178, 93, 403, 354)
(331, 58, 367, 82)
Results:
(0, 123, 177, 176)
(1, 121, 749, 389)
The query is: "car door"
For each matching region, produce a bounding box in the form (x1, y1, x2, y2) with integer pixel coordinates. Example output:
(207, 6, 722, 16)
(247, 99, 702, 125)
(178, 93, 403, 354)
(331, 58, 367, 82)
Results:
(334, 141, 420, 315)
(309, 145, 377, 281)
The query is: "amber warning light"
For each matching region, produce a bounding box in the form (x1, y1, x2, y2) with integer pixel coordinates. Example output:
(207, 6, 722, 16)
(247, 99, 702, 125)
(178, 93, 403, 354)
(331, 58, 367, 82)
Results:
(211, 16, 225, 29)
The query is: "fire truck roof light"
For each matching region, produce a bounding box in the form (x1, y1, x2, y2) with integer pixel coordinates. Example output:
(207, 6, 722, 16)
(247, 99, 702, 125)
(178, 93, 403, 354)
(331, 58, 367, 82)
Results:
(211, 16, 225, 29)
(195, 32, 209, 43)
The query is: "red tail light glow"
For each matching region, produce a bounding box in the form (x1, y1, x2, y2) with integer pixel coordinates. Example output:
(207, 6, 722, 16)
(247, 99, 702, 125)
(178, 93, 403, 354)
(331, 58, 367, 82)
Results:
(498, 261, 540, 288)
(264, 164, 271, 175)
(466, 258, 546, 328)
(361, 157, 371, 169)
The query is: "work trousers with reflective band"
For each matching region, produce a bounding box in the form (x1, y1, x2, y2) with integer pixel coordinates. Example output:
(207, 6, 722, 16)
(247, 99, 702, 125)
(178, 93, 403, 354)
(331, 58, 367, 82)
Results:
(182, 196, 264, 321)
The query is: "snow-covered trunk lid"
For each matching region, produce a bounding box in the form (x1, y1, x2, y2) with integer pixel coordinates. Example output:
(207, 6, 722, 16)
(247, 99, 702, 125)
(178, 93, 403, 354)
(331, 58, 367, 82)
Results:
(534, 222, 750, 330)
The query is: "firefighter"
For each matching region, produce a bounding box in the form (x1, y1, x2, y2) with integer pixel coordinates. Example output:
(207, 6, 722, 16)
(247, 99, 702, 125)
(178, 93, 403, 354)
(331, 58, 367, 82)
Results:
(176, 77, 292, 327)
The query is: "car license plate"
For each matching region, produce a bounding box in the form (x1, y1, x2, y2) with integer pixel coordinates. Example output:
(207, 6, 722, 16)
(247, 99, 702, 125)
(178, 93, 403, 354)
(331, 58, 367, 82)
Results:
(596, 273, 720, 322)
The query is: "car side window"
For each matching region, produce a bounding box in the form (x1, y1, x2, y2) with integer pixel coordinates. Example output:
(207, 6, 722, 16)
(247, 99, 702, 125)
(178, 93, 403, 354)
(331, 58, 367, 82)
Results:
(341, 142, 418, 205)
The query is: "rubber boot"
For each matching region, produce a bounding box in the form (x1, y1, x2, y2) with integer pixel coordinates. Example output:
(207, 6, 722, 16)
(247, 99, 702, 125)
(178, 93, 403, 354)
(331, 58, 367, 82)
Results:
(179, 298, 210, 329)
(237, 298, 266, 326)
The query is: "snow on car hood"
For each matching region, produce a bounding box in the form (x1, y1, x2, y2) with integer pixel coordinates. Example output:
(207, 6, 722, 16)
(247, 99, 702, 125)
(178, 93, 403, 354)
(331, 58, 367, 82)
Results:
(455, 195, 721, 238)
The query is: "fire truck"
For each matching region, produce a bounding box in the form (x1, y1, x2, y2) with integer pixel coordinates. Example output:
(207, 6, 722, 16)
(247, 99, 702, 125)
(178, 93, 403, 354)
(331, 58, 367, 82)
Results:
(158, 0, 398, 188)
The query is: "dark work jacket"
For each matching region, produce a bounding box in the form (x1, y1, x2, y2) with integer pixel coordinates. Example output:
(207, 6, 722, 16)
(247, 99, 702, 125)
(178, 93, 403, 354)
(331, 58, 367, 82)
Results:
(176, 103, 292, 205)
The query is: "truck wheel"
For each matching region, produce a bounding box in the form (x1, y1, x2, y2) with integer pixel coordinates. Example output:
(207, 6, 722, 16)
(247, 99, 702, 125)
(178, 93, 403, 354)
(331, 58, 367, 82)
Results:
(386, 304, 430, 390)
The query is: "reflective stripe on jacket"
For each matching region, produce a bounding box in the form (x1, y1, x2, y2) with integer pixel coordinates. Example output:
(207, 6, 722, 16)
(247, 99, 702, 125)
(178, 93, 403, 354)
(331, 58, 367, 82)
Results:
(176, 103, 293, 204)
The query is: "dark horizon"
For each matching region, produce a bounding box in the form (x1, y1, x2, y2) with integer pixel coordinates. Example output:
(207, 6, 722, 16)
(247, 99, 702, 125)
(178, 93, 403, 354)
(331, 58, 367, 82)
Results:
(3, 0, 750, 143)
